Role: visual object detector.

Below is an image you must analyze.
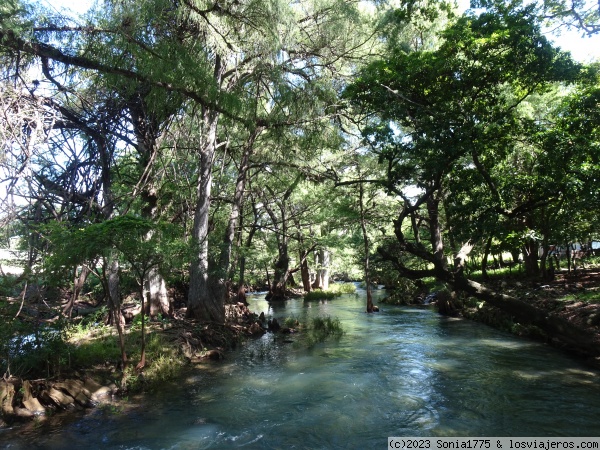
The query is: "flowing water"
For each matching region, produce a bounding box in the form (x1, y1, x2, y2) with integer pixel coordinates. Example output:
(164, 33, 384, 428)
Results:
(3, 286, 600, 449)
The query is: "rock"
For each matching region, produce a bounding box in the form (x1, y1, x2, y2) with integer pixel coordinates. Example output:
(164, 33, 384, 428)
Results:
(83, 378, 113, 402)
(54, 380, 93, 407)
(40, 387, 75, 409)
(248, 322, 265, 335)
(204, 349, 224, 360)
(13, 406, 35, 419)
(22, 381, 45, 414)
(1, 377, 113, 424)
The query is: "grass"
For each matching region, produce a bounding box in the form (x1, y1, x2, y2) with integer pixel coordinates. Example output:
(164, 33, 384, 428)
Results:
(0, 310, 187, 393)
(272, 315, 345, 349)
(68, 322, 187, 392)
(304, 283, 356, 300)
(303, 316, 344, 348)
(557, 289, 600, 304)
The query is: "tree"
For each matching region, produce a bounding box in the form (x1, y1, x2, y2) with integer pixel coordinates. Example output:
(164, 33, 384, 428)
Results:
(1, 0, 378, 323)
(473, 0, 600, 36)
(344, 2, 598, 352)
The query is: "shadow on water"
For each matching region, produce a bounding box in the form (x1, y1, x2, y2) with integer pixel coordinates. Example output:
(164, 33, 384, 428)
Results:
(3, 286, 600, 449)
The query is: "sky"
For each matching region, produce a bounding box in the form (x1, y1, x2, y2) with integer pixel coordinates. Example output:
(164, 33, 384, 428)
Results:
(546, 27, 600, 63)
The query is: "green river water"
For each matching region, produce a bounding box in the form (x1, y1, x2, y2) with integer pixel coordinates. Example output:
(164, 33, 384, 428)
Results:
(2, 286, 600, 449)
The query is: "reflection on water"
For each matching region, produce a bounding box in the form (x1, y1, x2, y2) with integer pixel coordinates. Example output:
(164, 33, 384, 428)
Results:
(3, 285, 600, 449)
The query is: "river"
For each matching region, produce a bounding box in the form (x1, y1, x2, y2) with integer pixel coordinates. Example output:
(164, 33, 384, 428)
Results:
(2, 285, 600, 449)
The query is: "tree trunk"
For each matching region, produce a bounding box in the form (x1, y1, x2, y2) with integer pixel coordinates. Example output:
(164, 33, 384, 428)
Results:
(64, 264, 91, 317)
(566, 242, 573, 273)
(263, 176, 300, 300)
(312, 250, 322, 289)
(106, 255, 127, 369)
(299, 243, 312, 293)
(187, 54, 226, 323)
(481, 236, 492, 280)
(319, 248, 330, 291)
(427, 195, 447, 270)
(145, 266, 169, 317)
(140, 189, 171, 318)
(187, 107, 225, 322)
(359, 182, 373, 313)
(238, 200, 260, 301)
(269, 241, 290, 300)
(540, 234, 550, 280)
(213, 130, 259, 305)
(452, 274, 598, 357)
(523, 238, 539, 277)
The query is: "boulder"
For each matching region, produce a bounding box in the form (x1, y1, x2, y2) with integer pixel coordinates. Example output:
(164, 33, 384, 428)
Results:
(54, 379, 93, 407)
(83, 377, 113, 402)
(22, 380, 45, 414)
(40, 387, 75, 409)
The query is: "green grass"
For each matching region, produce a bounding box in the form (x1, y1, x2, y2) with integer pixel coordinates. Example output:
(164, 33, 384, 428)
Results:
(68, 323, 186, 392)
(1, 312, 187, 392)
(304, 283, 356, 300)
(303, 316, 344, 348)
(282, 316, 300, 328)
(304, 290, 337, 300)
(557, 289, 600, 304)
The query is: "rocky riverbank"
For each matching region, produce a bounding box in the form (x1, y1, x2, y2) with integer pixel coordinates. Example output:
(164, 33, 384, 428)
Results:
(0, 302, 266, 426)
(0, 376, 115, 426)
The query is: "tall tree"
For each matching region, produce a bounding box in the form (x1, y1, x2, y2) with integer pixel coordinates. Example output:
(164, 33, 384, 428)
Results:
(344, 2, 598, 351)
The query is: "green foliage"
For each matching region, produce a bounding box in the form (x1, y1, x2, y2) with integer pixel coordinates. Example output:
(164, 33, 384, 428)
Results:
(66, 320, 187, 392)
(0, 274, 22, 297)
(40, 215, 185, 290)
(342, 0, 595, 285)
(304, 283, 356, 300)
(121, 332, 186, 392)
(282, 316, 300, 329)
(558, 290, 600, 304)
(304, 316, 344, 348)
(131, 312, 150, 330)
(0, 310, 71, 379)
(304, 289, 337, 300)
(0, 0, 31, 39)
(329, 283, 357, 294)
(68, 327, 121, 368)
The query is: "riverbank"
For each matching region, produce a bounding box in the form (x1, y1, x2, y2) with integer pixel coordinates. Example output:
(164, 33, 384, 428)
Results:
(462, 268, 600, 366)
(0, 301, 265, 426)
(4, 289, 600, 447)
(3, 271, 600, 428)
